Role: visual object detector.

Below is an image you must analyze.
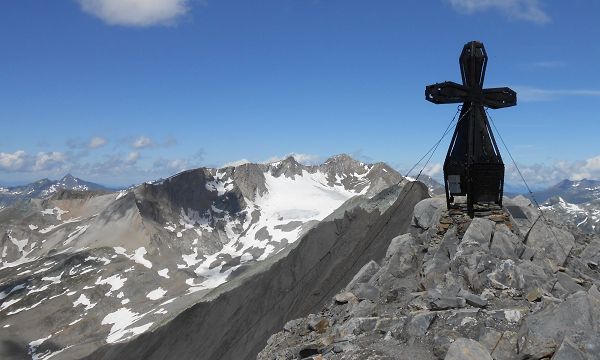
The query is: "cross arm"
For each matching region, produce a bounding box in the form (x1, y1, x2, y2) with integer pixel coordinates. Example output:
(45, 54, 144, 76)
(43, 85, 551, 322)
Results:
(425, 81, 468, 104)
(482, 87, 517, 109)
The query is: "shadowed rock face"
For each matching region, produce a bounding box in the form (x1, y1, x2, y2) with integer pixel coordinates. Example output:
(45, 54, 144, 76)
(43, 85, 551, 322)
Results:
(84, 183, 428, 360)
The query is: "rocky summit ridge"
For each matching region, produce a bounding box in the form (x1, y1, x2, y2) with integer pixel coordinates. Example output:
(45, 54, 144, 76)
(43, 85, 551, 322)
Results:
(259, 195, 600, 360)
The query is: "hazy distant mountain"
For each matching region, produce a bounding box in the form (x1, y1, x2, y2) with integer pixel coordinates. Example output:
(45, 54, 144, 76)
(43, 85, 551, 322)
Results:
(534, 179, 600, 235)
(0, 174, 112, 209)
(531, 179, 600, 204)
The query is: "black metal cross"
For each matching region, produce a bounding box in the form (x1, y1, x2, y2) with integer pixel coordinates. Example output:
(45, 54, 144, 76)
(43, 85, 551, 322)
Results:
(425, 41, 517, 216)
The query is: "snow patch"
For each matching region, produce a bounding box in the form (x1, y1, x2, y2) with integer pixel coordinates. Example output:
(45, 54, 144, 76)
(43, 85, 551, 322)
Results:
(101, 308, 153, 343)
(157, 268, 170, 278)
(73, 294, 96, 311)
(146, 287, 167, 300)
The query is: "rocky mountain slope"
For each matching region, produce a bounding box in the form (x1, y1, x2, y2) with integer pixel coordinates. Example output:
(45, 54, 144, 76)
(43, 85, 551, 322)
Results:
(0, 174, 111, 209)
(533, 179, 600, 204)
(85, 180, 428, 360)
(258, 196, 600, 359)
(542, 196, 600, 235)
(0, 155, 406, 360)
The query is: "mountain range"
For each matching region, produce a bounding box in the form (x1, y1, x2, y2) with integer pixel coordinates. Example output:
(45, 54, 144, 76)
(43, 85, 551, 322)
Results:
(0, 156, 599, 359)
(0, 154, 410, 359)
(0, 174, 112, 210)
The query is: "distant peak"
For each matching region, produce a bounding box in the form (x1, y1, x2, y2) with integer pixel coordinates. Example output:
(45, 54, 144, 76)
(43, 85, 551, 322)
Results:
(324, 154, 358, 164)
(62, 173, 76, 180)
(282, 156, 299, 164)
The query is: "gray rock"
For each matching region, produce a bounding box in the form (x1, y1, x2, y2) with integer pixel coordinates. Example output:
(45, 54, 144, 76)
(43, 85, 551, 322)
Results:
(307, 317, 329, 333)
(385, 233, 415, 258)
(490, 223, 524, 259)
(458, 289, 487, 308)
(460, 218, 495, 250)
(444, 338, 493, 360)
(517, 260, 551, 294)
(422, 228, 457, 288)
(504, 196, 539, 236)
(581, 238, 600, 268)
(406, 311, 436, 337)
(339, 317, 378, 336)
(353, 283, 380, 302)
(284, 319, 304, 332)
(517, 288, 599, 359)
(375, 317, 406, 334)
(556, 272, 585, 295)
(463, 267, 484, 293)
(334, 292, 358, 305)
(487, 259, 522, 290)
(479, 328, 502, 354)
(427, 291, 467, 310)
(551, 337, 587, 360)
(387, 234, 420, 278)
(526, 221, 575, 269)
(491, 331, 518, 360)
(413, 197, 446, 230)
(345, 260, 380, 291)
(349, 300, 376, 317)
(520, 245, 536, 261)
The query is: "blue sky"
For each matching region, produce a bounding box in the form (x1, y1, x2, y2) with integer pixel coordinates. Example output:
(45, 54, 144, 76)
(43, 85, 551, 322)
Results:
(1, 0, 599, 188)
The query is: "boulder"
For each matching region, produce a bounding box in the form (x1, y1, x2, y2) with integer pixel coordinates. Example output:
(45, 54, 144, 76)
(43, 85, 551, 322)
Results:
(490, 331, 518, 360)
(353, 283, 380, 302)
(551, 337, 587, 360)
(426, 290, 466, 310)
(444, 338, 493, 360)
(387, 234, 420, 278)
(345, 260, 380, 291)
(460, 218, 495, 250)
(490, 223, 524, 259)
(413, 197, 446, 230)
(406, 311, 436, 337)
(421, 228, 457, 288)
(517, 288, 600, 359)
(526, 221, 574, 269)
(457, 289, 487, 308)
(487, 259, 522, 290)
(334, 292, 358, 305)
(581, 238, 600, 269)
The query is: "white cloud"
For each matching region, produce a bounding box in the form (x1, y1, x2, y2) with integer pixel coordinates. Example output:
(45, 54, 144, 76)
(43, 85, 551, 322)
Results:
(126, 151, 141, 164)
(152, 158, 190, 173)
(221, 153, 321, 169)
(505, 155, 600, 188)
(262, 153, 321, 165)
(222, 159, 251, 168)
(447, 0, 550, 24)
(423, 163, 443, 177)
(0, 150, 67, 173)
(33, 152, 67, 171)
(514, 86, 600, 102)
(88, 136, 107, 149)
(132, 136, 153, 149)
(0, 151, 28, 171)
(78, 0, 190, 27)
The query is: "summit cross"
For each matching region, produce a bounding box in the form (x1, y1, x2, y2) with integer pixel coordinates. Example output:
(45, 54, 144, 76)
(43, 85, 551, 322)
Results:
(425, 41, 517, 216)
